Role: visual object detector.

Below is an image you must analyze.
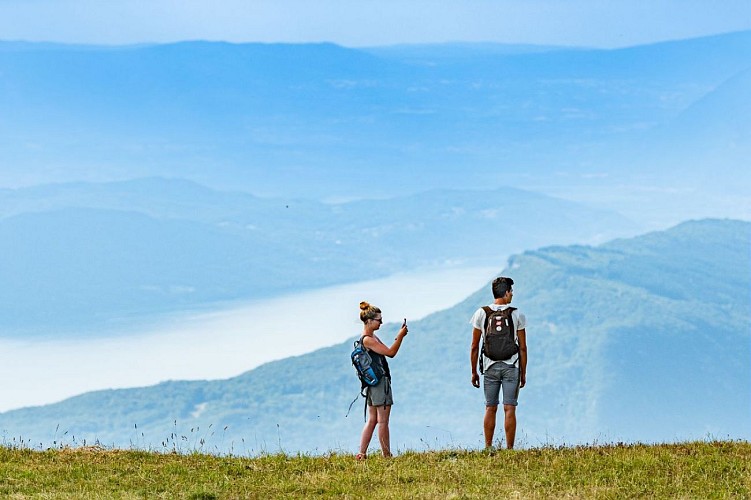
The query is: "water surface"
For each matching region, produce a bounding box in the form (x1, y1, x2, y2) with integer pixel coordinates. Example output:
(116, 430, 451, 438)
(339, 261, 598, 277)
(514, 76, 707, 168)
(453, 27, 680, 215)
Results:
(0, 264, 499, 412)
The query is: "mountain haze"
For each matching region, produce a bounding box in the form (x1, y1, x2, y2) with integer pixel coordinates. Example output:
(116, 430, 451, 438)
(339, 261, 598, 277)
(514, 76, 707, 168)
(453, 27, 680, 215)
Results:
(1, 30, 749, 453)
(1, 32, 749, 219)
(0, 178, 638, 334)
(1, 219, 746, 453)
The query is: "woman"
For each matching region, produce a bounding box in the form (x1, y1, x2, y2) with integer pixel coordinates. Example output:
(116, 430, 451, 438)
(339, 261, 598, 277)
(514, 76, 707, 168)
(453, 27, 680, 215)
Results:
(356, 301, 409, 459)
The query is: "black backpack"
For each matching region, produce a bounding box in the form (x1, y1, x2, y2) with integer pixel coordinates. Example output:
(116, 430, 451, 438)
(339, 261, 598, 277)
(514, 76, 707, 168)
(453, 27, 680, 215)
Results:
(480, 306, 518, 371)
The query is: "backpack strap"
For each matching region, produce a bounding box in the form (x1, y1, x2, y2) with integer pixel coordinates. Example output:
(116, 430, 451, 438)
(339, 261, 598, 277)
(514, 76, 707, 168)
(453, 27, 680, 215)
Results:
(345, 387, 371, 422)
(506, 307, 519, 366)
(363, 391, 368, 421)
(359, 335, 374, 354)
(481, 306, 493, 332)
(506, 306, 517, 344)
(479, 306, 493, 375)
(345, 392, 360, 418)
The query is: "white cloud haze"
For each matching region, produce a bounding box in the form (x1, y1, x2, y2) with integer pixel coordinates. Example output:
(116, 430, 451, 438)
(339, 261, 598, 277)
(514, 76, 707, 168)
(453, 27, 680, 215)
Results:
(0, 0, 750, 47)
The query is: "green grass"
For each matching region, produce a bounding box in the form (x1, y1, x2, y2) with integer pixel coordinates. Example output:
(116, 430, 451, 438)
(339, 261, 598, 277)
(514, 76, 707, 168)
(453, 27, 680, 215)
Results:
(1, 441, 749, 498)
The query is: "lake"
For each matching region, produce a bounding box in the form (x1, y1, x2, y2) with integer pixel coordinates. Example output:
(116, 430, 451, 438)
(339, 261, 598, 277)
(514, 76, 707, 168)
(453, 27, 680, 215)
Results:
(0, 264, 500, 412)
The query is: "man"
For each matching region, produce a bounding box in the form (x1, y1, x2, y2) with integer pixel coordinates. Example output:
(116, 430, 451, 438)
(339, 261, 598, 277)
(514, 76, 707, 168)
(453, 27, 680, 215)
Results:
(470, 276, 527, 450)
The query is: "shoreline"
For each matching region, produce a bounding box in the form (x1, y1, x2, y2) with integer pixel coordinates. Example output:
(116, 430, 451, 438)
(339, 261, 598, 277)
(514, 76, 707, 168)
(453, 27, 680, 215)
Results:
(0, 263, 502, 412)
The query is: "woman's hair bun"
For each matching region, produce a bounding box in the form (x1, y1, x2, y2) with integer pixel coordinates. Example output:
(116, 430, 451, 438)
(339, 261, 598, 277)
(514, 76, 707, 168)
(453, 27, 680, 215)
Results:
(359, 301, 381, 322)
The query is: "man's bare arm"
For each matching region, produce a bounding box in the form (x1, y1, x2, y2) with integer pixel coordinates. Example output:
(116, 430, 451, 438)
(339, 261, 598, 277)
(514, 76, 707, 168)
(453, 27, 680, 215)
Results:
(517, 328, 527, 388)
(471, 327, 482, 388)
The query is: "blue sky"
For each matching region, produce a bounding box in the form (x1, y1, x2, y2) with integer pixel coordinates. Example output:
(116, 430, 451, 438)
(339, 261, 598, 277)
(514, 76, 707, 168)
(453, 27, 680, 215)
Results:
(1, 0, 750, 47)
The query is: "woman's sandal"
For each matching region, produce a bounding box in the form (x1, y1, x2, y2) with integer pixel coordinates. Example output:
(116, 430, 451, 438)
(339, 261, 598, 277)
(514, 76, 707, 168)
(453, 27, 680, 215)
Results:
(355, 453, 367, 461)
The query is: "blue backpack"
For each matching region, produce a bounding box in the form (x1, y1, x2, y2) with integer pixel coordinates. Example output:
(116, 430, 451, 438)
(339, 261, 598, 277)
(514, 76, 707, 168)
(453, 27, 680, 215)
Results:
(350, 336, 384, 388)
(346, 336, 386, 419)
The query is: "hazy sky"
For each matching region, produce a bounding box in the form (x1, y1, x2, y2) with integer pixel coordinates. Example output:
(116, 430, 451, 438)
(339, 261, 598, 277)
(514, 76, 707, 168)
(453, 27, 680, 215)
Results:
(1, 0, 750, 48)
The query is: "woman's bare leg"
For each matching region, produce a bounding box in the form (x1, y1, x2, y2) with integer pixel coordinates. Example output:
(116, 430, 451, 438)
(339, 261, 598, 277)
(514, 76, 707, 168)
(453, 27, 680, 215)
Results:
(358, 405, 378, 456)
(376, 405, 392, 457)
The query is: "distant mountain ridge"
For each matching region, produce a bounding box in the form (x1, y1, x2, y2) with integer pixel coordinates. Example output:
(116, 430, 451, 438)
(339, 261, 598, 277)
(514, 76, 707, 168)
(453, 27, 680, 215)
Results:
(0, 178, 639, 335)
(1, 32, 749, 206)
(1, 218, 746, 453)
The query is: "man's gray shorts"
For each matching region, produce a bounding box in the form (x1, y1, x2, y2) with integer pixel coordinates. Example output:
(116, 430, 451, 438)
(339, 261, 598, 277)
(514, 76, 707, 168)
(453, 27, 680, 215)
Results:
(483, 361, 520, 406)
(367, 376, 393, 407)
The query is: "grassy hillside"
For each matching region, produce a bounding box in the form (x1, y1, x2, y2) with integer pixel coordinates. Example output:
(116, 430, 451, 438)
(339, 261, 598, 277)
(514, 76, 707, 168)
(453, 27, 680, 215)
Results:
(0, 441, 748, 498)
(0, 219, 747, 455)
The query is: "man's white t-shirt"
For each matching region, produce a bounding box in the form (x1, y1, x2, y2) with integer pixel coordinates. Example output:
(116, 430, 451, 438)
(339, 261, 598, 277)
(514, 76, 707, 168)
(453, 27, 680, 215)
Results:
(470, 304, 526, 371)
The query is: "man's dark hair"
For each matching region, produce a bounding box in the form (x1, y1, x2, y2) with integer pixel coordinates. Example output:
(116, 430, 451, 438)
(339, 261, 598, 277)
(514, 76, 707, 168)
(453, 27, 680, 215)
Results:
(492, 276, 514, 299)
